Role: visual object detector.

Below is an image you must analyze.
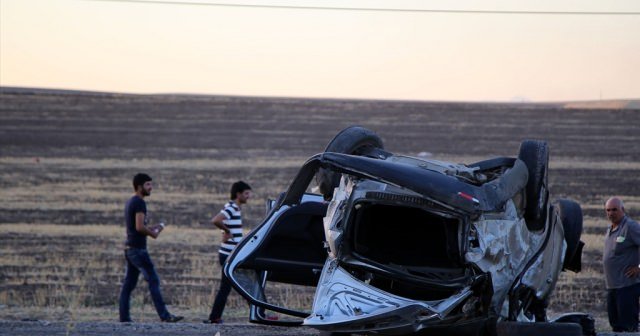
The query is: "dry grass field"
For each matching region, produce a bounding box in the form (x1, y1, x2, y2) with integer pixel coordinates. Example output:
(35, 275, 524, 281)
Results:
(0, 87, 639, 332)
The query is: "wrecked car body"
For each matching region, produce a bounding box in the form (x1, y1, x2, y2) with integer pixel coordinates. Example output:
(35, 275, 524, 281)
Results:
(224, 126, 590, 335)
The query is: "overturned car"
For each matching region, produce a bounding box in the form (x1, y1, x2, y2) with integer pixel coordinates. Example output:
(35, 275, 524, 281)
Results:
(224, 126, 592, 335)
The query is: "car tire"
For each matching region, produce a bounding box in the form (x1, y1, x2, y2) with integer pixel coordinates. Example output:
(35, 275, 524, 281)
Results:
(496, 321, 583, 336)
(555, 199, 584, 272)
(518, 140, 549, 231)
(316, 126, 384, 199)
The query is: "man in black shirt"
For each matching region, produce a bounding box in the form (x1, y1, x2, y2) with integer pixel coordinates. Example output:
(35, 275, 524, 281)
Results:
(118, 173, 183, 323)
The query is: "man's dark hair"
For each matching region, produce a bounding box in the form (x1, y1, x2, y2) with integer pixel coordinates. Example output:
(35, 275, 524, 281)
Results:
(133, 173, 152, 190)
(230, 181, 252, 199)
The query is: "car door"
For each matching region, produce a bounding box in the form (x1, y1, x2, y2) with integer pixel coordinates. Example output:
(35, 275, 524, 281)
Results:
(224, 157, 330, 325)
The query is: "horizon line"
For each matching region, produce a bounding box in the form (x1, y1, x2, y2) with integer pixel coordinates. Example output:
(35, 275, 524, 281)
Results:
(2, 85, 639, 106)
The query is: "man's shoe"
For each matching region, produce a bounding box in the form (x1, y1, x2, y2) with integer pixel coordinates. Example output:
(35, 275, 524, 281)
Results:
(202, 318, 223, 324)
(162, 314, 184, 323)
(120, 319, 133, 323)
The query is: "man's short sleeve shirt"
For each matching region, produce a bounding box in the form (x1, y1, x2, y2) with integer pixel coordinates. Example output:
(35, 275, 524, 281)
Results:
(125, 195, 147, 249)
(603, 216, 640, 289)
(218, 201, 242, 255)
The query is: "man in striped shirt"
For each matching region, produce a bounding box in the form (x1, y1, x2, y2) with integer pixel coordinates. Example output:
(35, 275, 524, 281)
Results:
(204, 181, 252, 324)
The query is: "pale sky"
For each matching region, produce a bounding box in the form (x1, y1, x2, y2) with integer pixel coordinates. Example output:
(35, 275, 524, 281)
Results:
(1, 0, 639, 101)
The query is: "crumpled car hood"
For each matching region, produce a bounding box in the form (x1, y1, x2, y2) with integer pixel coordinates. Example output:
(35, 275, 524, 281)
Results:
(304, 257, 477, 334)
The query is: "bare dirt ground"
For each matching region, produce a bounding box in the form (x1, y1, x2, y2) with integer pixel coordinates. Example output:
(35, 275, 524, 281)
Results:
(0, 321, 320, 336)
(1, 87, 639, 335)
(0, 322, 633, 336)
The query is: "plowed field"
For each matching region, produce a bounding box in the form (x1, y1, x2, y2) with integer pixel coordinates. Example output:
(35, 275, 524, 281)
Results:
(1, 88, 638, 333)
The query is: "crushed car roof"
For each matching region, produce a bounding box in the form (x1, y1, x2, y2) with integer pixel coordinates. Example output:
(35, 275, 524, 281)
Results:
(285, 152, 529, 214)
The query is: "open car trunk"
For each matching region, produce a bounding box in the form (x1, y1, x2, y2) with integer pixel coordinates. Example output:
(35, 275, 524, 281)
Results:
(342, 201, 469, 301)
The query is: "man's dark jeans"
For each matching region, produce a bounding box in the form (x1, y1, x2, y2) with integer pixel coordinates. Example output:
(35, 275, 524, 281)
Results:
(119, 248, 170, 321)
(607, 282, 640, 332)
(208, 253, 232, 321)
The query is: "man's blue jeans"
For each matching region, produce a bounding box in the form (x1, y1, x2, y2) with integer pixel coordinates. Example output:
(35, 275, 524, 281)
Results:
(119, 248, 170, 321)
(607, 282, 640, 332)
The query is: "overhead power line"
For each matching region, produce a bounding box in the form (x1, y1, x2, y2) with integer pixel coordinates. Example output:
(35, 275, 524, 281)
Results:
(84, 0, 640, 15)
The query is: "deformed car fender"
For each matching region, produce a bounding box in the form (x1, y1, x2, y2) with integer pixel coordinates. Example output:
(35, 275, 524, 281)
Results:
(465, 200, 548, 316)
(518, 208, 566, 306)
